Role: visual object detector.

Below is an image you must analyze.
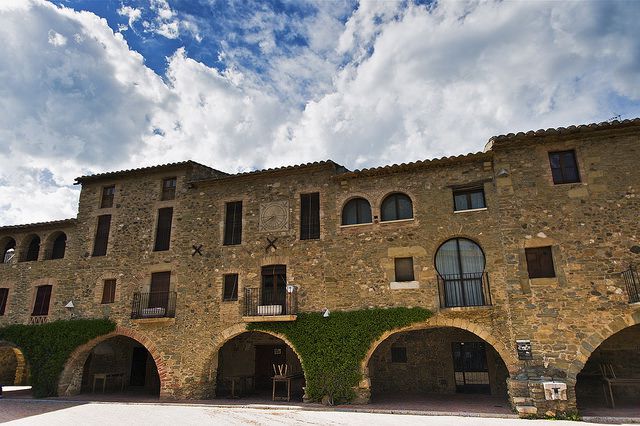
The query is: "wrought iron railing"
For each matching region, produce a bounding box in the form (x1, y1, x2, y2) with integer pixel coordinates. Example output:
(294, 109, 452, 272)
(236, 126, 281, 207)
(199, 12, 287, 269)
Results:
(437, 272, 492, 308)
(131, 291, 176, 319)
(622, 265, 640, 304)
(28, 315, 48, 325)
(244, 287, 297, 316)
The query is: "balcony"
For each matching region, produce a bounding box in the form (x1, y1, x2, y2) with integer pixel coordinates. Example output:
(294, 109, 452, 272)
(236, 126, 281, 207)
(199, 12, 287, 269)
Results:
(243, 287, 297, 322)
(131, 291, 176, 319)
(622, 265, 640, 304)
(437, 272, 492, 308)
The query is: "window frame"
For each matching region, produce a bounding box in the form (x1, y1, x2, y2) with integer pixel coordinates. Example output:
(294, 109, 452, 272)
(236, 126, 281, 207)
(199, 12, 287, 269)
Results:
(223, 201, 243, 246)
(32, 284, 52, 316)
(92, 214, 112, 257)
(100, 185, 115, 208)
(101, 279, 116, 304)
(341, 197, 373, 226)
(453, 187, 486, 212)
(380, 193, 413, 222)
(153, 207, 173, 251)
(161, 177, 177, 201)
(525, 246, 556, 279)
(300, 192, 320, 240)
(394, 257, 415, 282)
(548, 150, 580, 184)
(223, 273, 239, 302)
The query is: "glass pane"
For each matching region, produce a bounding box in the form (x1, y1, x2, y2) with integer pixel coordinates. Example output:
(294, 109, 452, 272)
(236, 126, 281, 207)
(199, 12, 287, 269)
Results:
(397, 195, 413, 219)
(563, 167, 578, 182)
(454, 193, 468, 211)
(470, 191, 485, 209)
(562, 152, 576, 168)
(549, 153, 560, 169)
(342, 201, 358, 225)
(357, 199, 372, 223)
(435, 239, 461, 276)
(381, 197, 397, 221)
(458, 238, 485, 274)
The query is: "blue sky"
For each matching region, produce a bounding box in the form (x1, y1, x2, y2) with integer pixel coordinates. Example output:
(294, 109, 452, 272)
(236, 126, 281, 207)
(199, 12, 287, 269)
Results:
(1, 0, 640, 225)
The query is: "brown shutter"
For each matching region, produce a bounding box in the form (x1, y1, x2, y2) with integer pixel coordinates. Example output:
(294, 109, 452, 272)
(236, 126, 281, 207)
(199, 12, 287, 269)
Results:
(101, 185, 115, 208)
(300, 192, 320, 240)
(394, 257, 415, 282)
(525, 247, 555, 278)
(223, 201, 242, 245)
(223, 274, 239, 301)
(101, 279, 116, 304)
(150, 272, 171, 309)
(92, 215, 111, 256)
(0, 288, 8, 315)
(153, 207, 173, 251)
(32, 285, 52, 316)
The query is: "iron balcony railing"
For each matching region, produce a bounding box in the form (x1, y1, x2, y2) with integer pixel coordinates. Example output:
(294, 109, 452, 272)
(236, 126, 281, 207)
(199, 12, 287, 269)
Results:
(622, 265, 640, 304)
(244, 287, 297, 317)
(437, 272, 492, 308)
(131, 291, 176, 319)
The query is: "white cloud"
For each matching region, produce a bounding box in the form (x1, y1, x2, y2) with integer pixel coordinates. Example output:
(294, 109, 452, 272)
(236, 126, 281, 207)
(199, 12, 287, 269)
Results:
(117, 5, 142, 30)
(0, 0, 639, 225)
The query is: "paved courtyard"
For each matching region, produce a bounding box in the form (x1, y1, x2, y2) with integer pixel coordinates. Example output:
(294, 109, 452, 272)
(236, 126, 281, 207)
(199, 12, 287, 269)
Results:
(1, 400, 639, 426)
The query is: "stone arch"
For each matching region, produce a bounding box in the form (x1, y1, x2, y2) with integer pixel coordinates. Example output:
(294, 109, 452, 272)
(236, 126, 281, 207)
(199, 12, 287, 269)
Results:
(20, 234, 41, 262)
(0, 236, 16, 263)
(203, 323, 308, 398)
(0, 341, 30, 386)
(379, 191, 414, 221)
(43, 231, 67, 260)
(567, 311, 639, 380)
(360, 316, 518, 394)
(57, 326, 170, 398)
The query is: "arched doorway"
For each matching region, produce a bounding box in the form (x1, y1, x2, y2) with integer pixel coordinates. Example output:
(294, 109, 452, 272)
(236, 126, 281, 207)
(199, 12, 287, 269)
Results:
(215, 331, 305, 401)
(367, 327, 510, 413)
(576, 324, 640, 414)
(0, 343, 31, 397)
(77, 336, 160, 397)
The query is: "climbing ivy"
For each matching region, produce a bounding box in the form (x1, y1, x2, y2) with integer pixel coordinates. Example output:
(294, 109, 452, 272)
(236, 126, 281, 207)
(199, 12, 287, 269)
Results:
(0, 319, 115, 397)
(248, 307, 431, 404)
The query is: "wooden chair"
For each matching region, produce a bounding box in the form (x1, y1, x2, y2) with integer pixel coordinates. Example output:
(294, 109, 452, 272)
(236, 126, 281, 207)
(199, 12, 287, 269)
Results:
(272, 364, 291, 402)
(600, 363, 640, 408)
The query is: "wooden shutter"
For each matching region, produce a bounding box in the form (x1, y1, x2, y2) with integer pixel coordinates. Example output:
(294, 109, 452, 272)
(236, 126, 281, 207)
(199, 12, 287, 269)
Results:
(101, 279, 116, 304)
(161, 178, 176, 200)
(149, 272, 171, 309)
(154, 207, 173, 251)
(394, 257, 415, 282)
(92, 215, 111, 257)
(223, 274, 239, 301)
(101, 185, 115, 208)
(300, 192, 320, 240)
(32, 285, 52, 316)
(223, 201, 242, 245)
(525, 247, 555, 278)
(0, 288, 8, 315)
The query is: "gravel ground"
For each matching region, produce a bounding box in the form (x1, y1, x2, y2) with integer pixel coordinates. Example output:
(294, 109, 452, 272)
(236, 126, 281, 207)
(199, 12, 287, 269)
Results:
(1, 400, 638, 426)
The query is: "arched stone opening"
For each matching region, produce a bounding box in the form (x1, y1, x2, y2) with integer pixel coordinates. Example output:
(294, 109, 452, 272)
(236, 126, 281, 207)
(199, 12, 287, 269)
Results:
(364, 325, 512, 413)
(214, 331, 306, 401)
(575, 323, 640, 412)
(0, 237, 16, 263)
(0, 342, 31, 397)
(58, 328, 168, 399)
(44, 231, 67, 260)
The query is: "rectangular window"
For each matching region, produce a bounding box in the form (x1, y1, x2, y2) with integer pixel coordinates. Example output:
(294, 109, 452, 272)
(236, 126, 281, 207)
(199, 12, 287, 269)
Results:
(391, 347, 407, 363)
(549, 150, 580, 184)
(394, 257, 415, 282)
(300, 192, 320, 240)
(0, 288, 8, 315)
(525, 246, 556, 279)
(453, 187, 486, 211)
(223, 201, 243, 245)
(92, 214, 111, 257)
(223, 274, 239, 301)
(101, 279, 116, 304)
(161, 177, 177, 201)
(149, 271, 171, 309)
(101, 185, 115, 208)
(153, 207, 173, 251)
(32, 285, 52, 316)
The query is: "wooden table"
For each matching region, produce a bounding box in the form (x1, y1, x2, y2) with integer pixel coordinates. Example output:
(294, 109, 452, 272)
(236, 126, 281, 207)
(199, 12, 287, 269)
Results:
(92, 372, 126, 393)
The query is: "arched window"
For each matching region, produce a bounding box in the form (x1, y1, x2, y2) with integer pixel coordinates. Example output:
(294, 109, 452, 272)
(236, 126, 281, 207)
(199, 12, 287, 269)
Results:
(50, 233, 67, 260)
(1, 238, 16, 263)
(435, 238, 488, 307)
(380, 193, 413, 221)
(342, 198, 372, 225)
(22, 236, 40, 262)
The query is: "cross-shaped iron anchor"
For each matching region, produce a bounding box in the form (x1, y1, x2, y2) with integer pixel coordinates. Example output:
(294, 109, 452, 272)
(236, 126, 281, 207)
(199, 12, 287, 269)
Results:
(192, 244, 203, 256)
(265, 237, 278, 252)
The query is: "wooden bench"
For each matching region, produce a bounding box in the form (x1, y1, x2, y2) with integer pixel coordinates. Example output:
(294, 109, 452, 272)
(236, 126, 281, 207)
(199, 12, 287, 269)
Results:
(600, 363, 640, 408)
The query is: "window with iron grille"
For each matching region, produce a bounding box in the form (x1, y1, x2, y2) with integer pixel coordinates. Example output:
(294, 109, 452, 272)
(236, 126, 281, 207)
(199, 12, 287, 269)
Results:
(161, 177, 177, 200)
(300, 192, 320, 240)
(341, 198, 372, 225)
(101, 185, 115, 208)
(0, 288, 8, 315)
(391, 347, 407, 363)
(549, 150, 580, 184)
(32, 284, 52, 316)
(101, 279, 116, 304)
(381, 193, 413, 221)
(153, 207, 173, 251)
(92, 215, 111, 257)
(394, 257, 415, 282)
(223, 201, 242, 245)
(223, 274, 239, 301)
(453, 187, 486, 211)
(525, 246, 556, 278)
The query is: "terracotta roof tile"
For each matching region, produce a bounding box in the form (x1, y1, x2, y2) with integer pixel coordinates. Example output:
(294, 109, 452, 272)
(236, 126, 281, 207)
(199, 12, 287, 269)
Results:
(75, 161, 226, 184)
(0, 218, 77, 232)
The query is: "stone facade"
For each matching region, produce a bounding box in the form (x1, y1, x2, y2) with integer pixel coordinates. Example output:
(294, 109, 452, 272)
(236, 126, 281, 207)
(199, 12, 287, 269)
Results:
(0, 120, 639, 415)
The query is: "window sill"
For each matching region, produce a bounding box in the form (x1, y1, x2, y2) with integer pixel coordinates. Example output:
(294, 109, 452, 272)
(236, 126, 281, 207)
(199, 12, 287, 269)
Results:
(440, 305, 493, 312)
(131, 317, 175, 326)
(340, 222, 373, 229)
(454, 207, 487, 214)
(379, 218, 414, 225)
(390, 281, 420, 290)
(222, 299, 238, 303)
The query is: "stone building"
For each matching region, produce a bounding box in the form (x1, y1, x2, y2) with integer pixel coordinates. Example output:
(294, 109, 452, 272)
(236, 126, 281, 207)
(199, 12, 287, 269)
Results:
(0, 119, 639, 415)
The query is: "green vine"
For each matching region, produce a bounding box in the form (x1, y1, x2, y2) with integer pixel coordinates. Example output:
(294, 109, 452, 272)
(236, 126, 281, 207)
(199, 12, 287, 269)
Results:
(0, 319, 116, 397)
(248, 307, 431, 403)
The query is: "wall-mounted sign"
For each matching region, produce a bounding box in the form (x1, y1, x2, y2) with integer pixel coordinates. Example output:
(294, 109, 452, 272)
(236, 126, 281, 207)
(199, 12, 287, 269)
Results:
(516, 339, 532, 360)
